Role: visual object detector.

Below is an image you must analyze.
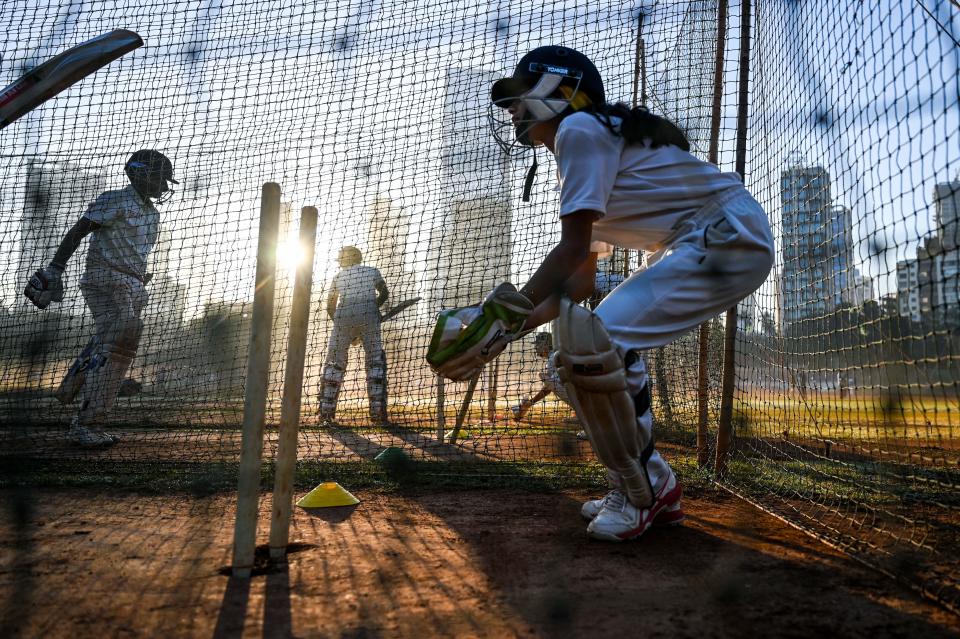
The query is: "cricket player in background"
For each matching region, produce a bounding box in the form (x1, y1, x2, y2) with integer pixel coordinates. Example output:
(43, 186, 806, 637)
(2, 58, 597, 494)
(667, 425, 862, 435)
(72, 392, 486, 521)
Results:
(428, 46, 773, 541)
(24, 149, 177, 449)
(319, 246, 391, 426)
(513, 260, 624, 433)
(510, 332, 572, 422)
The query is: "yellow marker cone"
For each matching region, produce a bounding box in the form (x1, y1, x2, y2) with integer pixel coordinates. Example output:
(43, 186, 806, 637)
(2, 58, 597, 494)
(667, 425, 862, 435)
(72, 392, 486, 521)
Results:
(296, 482, 360, 508)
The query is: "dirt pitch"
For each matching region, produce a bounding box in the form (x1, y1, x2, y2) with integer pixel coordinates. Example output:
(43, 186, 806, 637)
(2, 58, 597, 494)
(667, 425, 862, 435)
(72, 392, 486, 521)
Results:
(1, 487, 958, 638)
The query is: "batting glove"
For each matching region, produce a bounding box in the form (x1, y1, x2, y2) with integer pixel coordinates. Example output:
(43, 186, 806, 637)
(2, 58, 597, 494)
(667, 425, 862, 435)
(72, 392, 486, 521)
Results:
(426, 283, 534, 381)
(24, 265, 64, 309)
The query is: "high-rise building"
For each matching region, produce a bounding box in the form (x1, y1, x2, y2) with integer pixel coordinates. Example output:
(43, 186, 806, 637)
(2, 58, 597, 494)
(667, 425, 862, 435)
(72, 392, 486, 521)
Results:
(896, 237, 942, 323)
(933, 180, 960, 325)
(366, 196, 416, 303)
(896, 259, 920, 321)
(780, 164, 832, 325)
(826, 204, 854, 308)
(938, 250, 960, 327)
(842, 270, 874, 307)
(934, 179, 960, 251)
(917, 237, 940, 321)
(438, 197, 512, 308)
(773, 266, 785, 334)
(430, 68, 512, 309)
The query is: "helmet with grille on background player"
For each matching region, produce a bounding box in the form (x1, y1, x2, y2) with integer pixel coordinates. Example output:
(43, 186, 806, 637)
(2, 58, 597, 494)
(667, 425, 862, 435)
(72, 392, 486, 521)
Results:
(338, 246, 362, 267)
(124, 149, 178, 202)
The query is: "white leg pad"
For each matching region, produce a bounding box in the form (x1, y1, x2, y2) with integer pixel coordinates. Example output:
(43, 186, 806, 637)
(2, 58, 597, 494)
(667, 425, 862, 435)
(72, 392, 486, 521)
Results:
(77, 351, 134, 426)
(366, 349, 388, 422)
(320, 363, 345, 418)
(555, 298, 655, 508)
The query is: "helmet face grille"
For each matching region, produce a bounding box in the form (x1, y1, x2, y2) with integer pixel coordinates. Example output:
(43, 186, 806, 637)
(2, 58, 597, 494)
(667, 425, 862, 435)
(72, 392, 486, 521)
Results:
(126, 150, 176, 183)
(488, 46, 603, 156)
(488, 45, 605, 155)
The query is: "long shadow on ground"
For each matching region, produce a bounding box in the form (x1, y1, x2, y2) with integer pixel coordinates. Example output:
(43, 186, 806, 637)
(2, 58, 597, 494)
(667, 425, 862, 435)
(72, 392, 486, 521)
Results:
(395, 488, 959, 638)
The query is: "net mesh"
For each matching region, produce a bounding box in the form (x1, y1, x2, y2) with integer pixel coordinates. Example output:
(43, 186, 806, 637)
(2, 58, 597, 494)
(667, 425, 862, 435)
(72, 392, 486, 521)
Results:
(1, 0, 958, 613)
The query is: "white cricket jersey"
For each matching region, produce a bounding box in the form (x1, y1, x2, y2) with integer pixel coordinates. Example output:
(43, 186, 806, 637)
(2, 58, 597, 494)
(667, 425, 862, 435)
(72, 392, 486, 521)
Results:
(331, 265, 385, 309)
(555, 112, 743, 252)
(82, 185, 159, 280)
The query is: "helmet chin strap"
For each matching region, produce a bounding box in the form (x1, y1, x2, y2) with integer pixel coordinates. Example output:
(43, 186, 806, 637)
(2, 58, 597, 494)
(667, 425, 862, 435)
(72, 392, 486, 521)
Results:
(515, 73, 581, 202)
(521, 147, 538, 203)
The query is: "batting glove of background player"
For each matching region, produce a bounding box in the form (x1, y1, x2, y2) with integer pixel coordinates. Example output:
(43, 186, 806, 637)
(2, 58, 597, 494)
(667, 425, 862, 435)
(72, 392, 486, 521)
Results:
(426, 282, 534, 381)
(24, 265, 64, 309)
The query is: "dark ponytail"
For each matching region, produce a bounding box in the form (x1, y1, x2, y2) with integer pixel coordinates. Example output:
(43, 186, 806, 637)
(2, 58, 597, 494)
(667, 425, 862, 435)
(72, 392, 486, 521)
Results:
(587, 102, 690, 151)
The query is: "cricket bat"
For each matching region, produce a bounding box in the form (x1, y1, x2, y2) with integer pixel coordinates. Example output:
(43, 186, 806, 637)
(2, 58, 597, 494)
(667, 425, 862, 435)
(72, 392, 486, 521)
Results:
(350, 298, 421, 346)
(0, 29, 143, 130)
(380, 297, 421, 322)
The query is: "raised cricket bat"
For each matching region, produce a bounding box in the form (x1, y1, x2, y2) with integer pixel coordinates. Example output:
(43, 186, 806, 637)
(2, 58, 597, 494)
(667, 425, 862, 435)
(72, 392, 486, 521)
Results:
(0, 29, 143, 130)
(380, 297, 421, 322)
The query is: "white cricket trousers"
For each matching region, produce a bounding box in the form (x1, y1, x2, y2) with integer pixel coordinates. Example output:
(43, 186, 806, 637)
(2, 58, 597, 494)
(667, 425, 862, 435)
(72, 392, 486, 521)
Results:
(320, 303, 387, 420)
(76, 268, 147, 426)
(594, 186, 774, 486)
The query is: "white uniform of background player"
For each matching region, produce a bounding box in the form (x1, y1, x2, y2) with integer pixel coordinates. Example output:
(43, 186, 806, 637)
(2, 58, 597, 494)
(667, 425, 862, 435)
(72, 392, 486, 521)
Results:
(25, 150, 177, 449)
(510, 332, 572, 422)
(319, 246, 390, 424)
(428, 46, 773, 541)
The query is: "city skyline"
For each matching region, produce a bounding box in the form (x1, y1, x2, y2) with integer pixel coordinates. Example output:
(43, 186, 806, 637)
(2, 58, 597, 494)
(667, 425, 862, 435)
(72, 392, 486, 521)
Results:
(0, 0, 955, 322)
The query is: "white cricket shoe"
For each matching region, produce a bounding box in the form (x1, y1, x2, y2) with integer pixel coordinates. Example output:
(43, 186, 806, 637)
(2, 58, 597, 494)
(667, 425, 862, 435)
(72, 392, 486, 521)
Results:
(586, 474, 684, 541)
(67, 420, 118, 449)
(581, 491, 684, 526)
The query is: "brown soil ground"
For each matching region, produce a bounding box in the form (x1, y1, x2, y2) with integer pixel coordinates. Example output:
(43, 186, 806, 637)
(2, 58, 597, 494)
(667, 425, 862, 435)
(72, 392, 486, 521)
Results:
(1, 487, 958, 639)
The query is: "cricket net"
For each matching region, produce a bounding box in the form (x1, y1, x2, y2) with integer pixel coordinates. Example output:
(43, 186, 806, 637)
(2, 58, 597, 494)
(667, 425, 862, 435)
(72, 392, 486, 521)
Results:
(0, 0, 958, 613)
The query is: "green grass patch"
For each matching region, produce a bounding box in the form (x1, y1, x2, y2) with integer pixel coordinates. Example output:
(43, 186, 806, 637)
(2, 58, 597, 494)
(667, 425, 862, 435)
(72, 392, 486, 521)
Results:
(0, 451, 718, 497)
(723, 455, 960, 508)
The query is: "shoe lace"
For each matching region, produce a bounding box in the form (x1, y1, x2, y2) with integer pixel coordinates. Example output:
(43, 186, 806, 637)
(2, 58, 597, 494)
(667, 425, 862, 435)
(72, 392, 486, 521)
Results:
(602, 489, 627, 513)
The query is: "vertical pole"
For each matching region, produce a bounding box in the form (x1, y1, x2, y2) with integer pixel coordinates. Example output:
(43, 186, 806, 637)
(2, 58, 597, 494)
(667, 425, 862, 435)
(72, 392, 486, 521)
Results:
(708, 0, 729, 166)
(232, 182, 281, 578)
(639, 41, 648, 108)
(696, 322, 713, 467)
(716, 0, 752, 476)
(268, 206, 318, 560)
(447, 369, 481, 444)
(631, 11, 645, 109)
(486, 358, 499, 424)
(626, 9, 648, 280)
(436, 375, 446, 440)
(698, 0, 729, 467)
